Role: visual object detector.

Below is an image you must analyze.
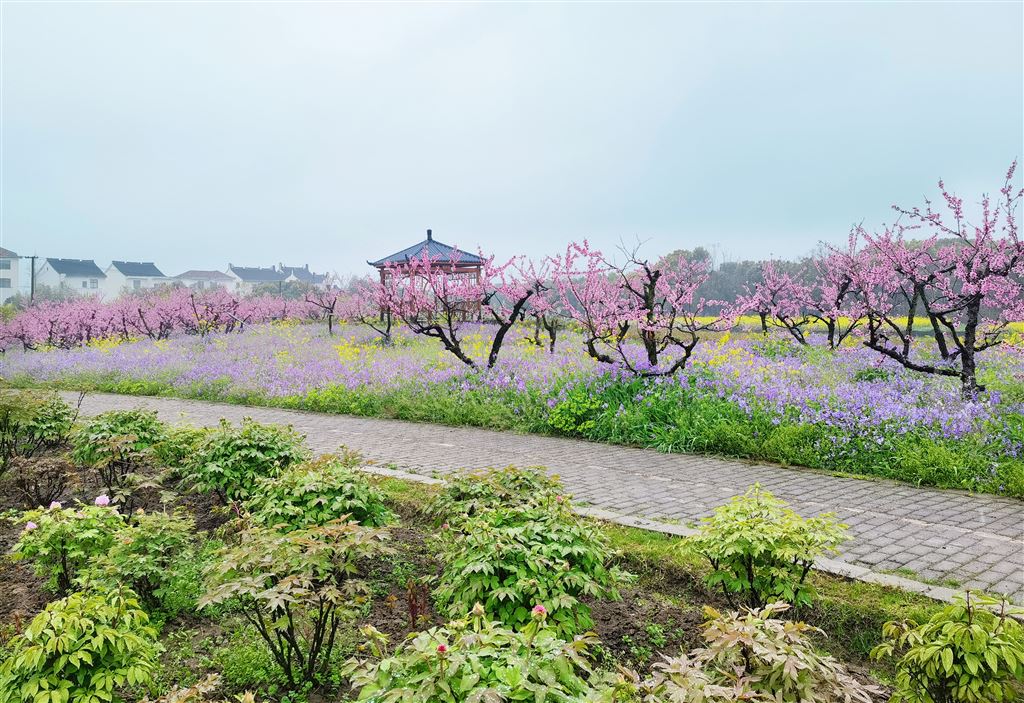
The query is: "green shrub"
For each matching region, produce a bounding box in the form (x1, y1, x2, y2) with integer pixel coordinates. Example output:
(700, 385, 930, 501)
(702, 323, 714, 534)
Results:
(87, 510, 198, 614)
(211, 630, 288, 693)
(852, 366, 895, 383)
(155, 426, 211, 470)
(434, 503, 631, 638)
(0, 390, 75, 477)
(685, 485, 847, 608)
(599, 602, 879, 703)
(199, 520, 389, 688)
(428, 465, 564, 522)
(187, 418, 308, 503)
(547, 383, 604, 434)
(10, 502, 123, 594)
(345, 604, 597, 703)
(0, 588, 161, 703)
(244, 455, 393, 531)
(72, 409, 168, 496)
(871, 593, 1024, 703)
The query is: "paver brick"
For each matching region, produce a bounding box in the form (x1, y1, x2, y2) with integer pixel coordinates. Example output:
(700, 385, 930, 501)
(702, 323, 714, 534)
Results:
(63, 392, 1024, 603)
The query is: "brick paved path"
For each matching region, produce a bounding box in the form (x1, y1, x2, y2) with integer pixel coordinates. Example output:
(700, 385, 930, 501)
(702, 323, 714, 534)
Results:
(65, 392, 1024, 602)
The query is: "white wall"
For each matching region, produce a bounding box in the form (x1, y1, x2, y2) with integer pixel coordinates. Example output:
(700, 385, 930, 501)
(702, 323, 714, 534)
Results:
(101, 266, 167, 299)
(0, 256, 19, 304)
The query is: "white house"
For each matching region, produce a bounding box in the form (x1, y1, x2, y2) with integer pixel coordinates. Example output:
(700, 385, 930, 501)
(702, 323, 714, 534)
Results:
(102, 261, 168, 299)
(0, 247, 19, 304)
(225, 265, 285, 295)
(35, 258, 106, 295)
(172, 269, 234, 291)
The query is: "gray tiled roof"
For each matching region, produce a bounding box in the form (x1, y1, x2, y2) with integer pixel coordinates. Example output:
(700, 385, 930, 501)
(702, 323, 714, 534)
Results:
(228, 265, 286, 282)
(0, 247, 18, 258)
(111, 261, 165, 277)
(368, 231, 483, 267)
(280, 265, 327, 284)
(174, 270, 234, 281)
(46, 258, 106, 278)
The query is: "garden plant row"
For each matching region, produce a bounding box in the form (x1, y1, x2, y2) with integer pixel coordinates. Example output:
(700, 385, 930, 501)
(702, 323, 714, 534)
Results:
(0, 390, 1022, 703)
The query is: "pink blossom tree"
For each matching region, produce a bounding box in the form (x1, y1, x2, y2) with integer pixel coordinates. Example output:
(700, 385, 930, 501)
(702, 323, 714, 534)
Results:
(337, 278, 396, 346)
(744, 248, 862, 349)
(855, 164, 1024, 396)
(551, 241, 736, 375)
(381, 250, 544, 368)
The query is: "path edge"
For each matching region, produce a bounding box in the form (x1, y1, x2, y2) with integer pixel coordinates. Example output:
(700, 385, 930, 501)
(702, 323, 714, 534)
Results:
(359, 464, 968, 606)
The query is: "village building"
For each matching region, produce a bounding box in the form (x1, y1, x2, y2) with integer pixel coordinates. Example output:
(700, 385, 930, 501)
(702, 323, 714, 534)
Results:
(34, 258, 106, 295)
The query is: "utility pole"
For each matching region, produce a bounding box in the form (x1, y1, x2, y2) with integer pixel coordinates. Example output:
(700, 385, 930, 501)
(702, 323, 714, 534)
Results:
(28, 255, 38, 302)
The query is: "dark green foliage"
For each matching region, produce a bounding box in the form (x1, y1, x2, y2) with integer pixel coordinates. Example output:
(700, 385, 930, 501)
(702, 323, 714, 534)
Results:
(545, 375, 1024, 497)
(186, 418, 308, 503)
(428, 465, 564, 522)
(88, 510, 198, 615)
(434, 502, 631, 638)
(71, 409, 168, 496)
(245, 454, 394, 530)
(0, 390, 75, 477)
(346, 606, 597, 703)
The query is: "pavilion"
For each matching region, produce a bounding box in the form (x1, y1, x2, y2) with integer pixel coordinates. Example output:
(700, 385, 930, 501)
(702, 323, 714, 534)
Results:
(367, 229, 485, 320)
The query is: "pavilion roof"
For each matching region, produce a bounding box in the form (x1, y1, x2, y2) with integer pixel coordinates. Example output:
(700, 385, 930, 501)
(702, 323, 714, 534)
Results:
(368, 229, 484, 268)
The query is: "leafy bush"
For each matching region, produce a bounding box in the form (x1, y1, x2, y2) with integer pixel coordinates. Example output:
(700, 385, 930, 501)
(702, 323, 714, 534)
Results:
(0, 588, 161, 703)
(434, 503, 631, 638)
(199, 520, 389, 688)
(428, 465, 564, 522)
(187, 418, 308, 502)
(547, 383, 604, 434)
(599, 602, 879, 703)
(871, 593, 1024, 703)
(0, 390, 76, 477)
(685, 485, 847, 608)
(88, 509, 198, 614)
(72, 409, 168, 495)
(155, 426, 212, 470)
(9, 454, 77, 508)
(346, 603, 597, 703)
(244, 455, 394, 531)
(853, 366, 895, 383)
(10, 502, 123, 594)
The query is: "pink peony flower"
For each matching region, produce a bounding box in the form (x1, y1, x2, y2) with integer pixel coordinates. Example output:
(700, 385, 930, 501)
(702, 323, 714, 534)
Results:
(532, 604, 547, 618)
(555, 495, 564, 504)
(48, 501, 61, 510)
(24, 521, 37, 531)
(94, 494, 111, 507)
(441, 523, 450, 530)
(436, 644, 448, 653)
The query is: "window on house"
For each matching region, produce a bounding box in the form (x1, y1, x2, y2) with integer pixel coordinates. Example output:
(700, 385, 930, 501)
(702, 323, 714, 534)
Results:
(90, 279, 98, 289)
(132, 279, 142, 290)
(0, 260, 10, 270)
(0, 278, 10, 288)
(82, 280, 88, 288)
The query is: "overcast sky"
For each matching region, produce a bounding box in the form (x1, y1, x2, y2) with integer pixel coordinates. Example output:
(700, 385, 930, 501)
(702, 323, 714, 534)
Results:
(2, 1, 1022, 281)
